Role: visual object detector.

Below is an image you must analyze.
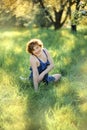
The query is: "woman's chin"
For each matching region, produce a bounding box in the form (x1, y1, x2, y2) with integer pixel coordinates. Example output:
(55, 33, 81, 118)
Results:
(36, 54, 41, 57)
(36, 52, 42, 57)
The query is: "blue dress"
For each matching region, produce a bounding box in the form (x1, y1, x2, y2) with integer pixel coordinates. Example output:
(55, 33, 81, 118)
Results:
(29, 49, 55, 84)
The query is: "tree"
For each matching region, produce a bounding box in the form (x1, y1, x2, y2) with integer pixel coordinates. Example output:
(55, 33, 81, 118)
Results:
(0, 0, 86, 29)
(71, 0, 87, 32)
(32, 0, 77, 30)
(0, 0, 16, 26)
(32, 0, 87, 30)
(0, 0, 33, 27)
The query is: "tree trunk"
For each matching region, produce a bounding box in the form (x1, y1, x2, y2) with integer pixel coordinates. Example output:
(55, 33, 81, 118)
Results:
(71, 0, 80, 32)
(71, 24, 77, 32)
(54, 10, 63, 30)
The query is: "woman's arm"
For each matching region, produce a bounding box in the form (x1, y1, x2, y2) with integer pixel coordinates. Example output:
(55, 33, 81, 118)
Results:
(38, 48, 54, 82)
(30, 56, 39, 91)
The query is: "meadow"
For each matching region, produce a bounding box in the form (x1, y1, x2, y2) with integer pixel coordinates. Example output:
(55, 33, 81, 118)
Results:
(0, 26, 87, 130)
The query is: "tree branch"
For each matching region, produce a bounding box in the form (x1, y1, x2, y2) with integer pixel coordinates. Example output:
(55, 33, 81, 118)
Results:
(38, 0, 54, 23)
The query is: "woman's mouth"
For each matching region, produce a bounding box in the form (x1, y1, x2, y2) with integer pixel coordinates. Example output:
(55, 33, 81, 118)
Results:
(35, 50, 41, 55)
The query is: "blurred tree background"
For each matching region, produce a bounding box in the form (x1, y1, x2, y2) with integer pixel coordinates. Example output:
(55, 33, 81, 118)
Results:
(0, 0, 87, 29)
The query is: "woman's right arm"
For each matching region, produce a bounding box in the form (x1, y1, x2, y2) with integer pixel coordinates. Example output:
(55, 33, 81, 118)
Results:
(30, 56, 39, 91)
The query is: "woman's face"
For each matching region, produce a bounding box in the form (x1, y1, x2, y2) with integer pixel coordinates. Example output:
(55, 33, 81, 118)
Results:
(32, 45, 42, 56)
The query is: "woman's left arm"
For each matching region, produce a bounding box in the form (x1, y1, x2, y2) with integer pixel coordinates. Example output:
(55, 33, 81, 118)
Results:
(38, 48, 54, 81)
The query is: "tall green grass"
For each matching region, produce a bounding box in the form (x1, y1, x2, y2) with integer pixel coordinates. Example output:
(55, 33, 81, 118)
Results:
(0, 26, 87, 130)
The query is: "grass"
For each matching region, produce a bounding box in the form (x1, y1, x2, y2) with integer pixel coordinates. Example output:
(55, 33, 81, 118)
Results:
(0, 26, 87, 130)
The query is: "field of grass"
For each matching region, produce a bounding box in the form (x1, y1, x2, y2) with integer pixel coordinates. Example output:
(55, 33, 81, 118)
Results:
(0, 26, 87, 130)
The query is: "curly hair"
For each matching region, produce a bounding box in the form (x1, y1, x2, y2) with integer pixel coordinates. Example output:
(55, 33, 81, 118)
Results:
(26, 39, 43, 54)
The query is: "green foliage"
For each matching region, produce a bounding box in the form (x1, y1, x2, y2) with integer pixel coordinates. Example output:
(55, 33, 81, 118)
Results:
(0, 26, 87, 130)
(0, 0, 87, 28)
(71, 1, 87, 26)
(71, 10, 82, 25)
(34, 8, 52, 28)
(0, 0, 33, 27)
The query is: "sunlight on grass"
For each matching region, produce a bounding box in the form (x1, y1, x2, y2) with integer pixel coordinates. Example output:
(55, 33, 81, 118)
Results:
(80, 49, 86, 56)
(60, 30, 77, 54)
(48, 30, 77, 68)
(84, 35, 87, 39)
(78, 88, 87, 98)
(0, 70, 29, 130)
(61, 38, 75, 53)
(63, 41, 75, 52)
(80, 103, 87, 112)
(19, 66, 25, 73)
(0, 29, 30, 38)
(0, 31, 21, 37)
(45, 106, 78, 130)
(14, 45, 22, 54)
(61, 57, 71, 66)
(1, 38, 14, 51)
(49, 49, 59, 58)
(0, 29, 30, 55)
(61, 29, 70, 36)
(78, 102, 87, 130)
(5, 56, 14, 66)
(56, 80, 71, 96)
(80, 62, 87, 73)
(50, 49, 71, 66)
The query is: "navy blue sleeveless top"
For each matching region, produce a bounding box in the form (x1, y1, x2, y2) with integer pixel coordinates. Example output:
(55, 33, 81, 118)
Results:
(29, 49, 55, 84)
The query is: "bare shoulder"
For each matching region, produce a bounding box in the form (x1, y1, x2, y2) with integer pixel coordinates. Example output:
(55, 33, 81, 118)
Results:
(30, 55, 36, 63)
(30, 54, 35, 60)
(43, 48, 49, 54)
(43, 48, 50, 56)
(44, 48, 54, 63)
(43, 48, 48, 52)
(30, 55, 39, 66)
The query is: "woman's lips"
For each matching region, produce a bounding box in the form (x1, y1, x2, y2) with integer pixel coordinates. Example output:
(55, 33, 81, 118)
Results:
(35, 50, 41, 55)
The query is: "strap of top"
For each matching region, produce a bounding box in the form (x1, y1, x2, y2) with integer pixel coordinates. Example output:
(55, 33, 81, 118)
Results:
(43, 49, 48, 58)
(35, 49, 48, 61)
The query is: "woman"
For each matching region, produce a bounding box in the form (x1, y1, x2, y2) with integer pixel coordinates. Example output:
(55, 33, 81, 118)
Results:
(26, 39, 61, 91)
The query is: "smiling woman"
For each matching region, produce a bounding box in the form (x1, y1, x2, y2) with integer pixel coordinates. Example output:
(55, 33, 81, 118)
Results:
(26, 38, 61, 92)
